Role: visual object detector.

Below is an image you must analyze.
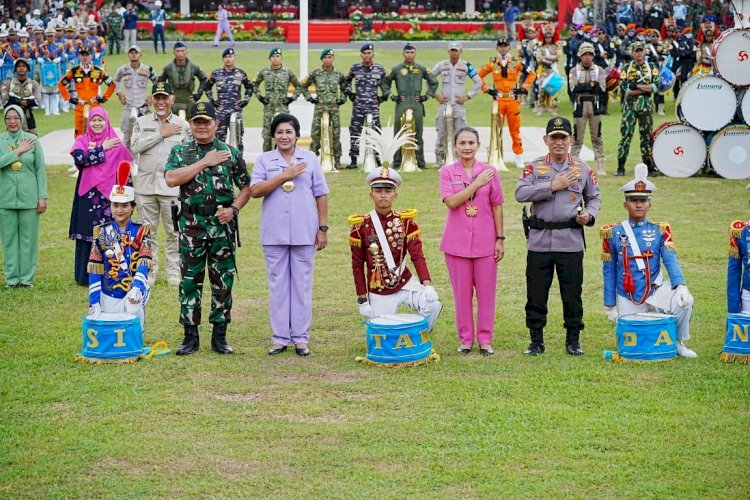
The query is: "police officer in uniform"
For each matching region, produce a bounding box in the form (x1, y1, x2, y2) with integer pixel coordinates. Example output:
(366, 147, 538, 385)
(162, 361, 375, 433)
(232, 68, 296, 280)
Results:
(254, 48, 304, 152)
(199, 47, 253, 147)
(344, 43, 386, 170)
(114, 45, 157, 147)
(515, 117, 601, 356)
(157, 42, 207, 118)
(164, 102, 252, 356)
(380, 44, 438, 170)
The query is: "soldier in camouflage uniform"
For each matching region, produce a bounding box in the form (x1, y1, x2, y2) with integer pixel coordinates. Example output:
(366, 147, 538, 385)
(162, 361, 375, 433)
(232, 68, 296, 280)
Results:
(105, 6, 124, 55)
(198, 47, 253, 147)
(616, 41, 659, 177)
(158, 42, 208, 119)
(300, 48, 347, 168)
(344, 43, 386, 169)
(380, 44, 438, 170)
(254, 48, 303, 152)
(164, 102, 252, 356)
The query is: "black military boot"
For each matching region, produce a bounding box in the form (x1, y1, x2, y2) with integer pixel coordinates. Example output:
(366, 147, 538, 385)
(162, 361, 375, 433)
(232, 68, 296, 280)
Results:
(211, 323, 234, 354)
(176, 325, 199, 356)
(615, 158, 626, 176)
(565, 330, 584, 356)
(524, 329, 545, 356)
(643, 157, 660, 177)
(347, 156, 358, 169)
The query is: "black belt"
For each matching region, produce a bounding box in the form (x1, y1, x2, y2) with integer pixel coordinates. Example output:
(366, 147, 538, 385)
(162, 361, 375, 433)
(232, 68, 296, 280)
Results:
(528, 216, 579, 230)
(181, 204, 219, 216)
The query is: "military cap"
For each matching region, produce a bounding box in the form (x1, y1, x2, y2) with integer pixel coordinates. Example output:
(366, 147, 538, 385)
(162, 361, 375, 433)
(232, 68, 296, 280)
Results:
(45, 27, 55, 35)
(18, 29, 29, 38)
(79, 45, 91, 54)
(152, 81, 173, 96)
(620, 164, 655, 198)
(222, 47, 234, 58)
(65, 26, 76, 32)
(87, 21, 98, 28)
(403, 43, 416, 51)
(14, 58, 31, 70)
(545, 117, 572, 137)
(173, 41, 186, 50)
(190, 101, 216, 121)
(269, 47, 282, 58)
(577, 42, 595, 56)
(360, 43, 374, 52)
(55, 25, 64, 31)
(128, 44, 142, 53)
(448, 41, 462, 50)
(496, 37, 509, 46)
(367, 166, 402, 189)
(33, 26, 44, 33)
(320, 48, 334, 59)
(631, 41, 645, 51)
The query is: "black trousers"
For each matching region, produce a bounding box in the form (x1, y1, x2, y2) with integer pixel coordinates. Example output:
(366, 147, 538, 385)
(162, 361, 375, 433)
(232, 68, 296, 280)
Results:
(525, 251, 585, 335)
(74, 239, 92, 286)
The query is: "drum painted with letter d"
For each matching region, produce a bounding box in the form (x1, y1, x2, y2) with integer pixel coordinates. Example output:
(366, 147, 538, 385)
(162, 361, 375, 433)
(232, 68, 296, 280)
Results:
(613, 313, 677, 362)
(359, 313, 436, 366)
(720, 313, 750, 364)
(80, 312, 144, 363)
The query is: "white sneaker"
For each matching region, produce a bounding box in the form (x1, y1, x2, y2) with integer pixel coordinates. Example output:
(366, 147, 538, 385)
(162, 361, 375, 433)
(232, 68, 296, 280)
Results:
(677, 342, 698, 358)
(514, 155, 524, 169)
(67, 165, 77, 174)
(168, 275, 181, 286)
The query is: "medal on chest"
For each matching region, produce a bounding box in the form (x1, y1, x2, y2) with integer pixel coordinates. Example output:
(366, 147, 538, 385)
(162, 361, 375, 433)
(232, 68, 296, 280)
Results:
(8, 145, 22, 171)
(463, 177, 478, 217)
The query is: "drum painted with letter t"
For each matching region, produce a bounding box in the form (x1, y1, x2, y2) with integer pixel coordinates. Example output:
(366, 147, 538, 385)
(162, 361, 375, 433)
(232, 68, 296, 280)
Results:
(720, 313, 750, 364)
(80, 312, 144, 363)
(613, 313, 677, 362)
(360, 313, 436, 367)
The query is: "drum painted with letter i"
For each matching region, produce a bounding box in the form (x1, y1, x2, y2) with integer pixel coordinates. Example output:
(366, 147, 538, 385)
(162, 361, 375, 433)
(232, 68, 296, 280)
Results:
(80, 312, 144, 363)
(613, 313, 677, 362)
(360, 313, 435, 366)
(720, 313, 750, 363)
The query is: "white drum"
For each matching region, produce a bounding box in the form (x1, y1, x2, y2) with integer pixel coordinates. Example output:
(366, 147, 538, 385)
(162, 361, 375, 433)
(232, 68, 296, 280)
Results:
(739, 89, 750, 126)
(711, 28, 750, 87)
(708, 125, 750, 179)
(676, 75, 737, 131)
(651, 122, 706, 177)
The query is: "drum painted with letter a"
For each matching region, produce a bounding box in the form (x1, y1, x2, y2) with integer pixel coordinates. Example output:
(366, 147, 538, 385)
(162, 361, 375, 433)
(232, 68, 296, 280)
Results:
(80, 312, 144, 363)
(676, 75, 736, 131)
(363, 314, 433, 366)
(720, 313, 750, 363)
(614, 313, 677, 362)
(711, 28, 750, 87)
(707, 125, 750, 179)
(651, 122, 706, 177)
(541, 72, 565, 96)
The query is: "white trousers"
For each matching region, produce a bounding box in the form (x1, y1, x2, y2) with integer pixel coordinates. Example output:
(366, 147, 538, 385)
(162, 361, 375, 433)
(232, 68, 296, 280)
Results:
(616, 284, 692, 341)
(101, 292, 148, 329)
(42, 93, 60, 115)
(742, 289, 750, 313)
(368, 277, 442, 332)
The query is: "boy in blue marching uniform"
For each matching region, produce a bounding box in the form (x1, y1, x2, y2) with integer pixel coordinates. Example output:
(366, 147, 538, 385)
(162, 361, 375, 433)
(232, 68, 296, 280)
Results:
(600, 163, 698, 358)
(87, 162, 152, 328)
(727, 183, 750, 314)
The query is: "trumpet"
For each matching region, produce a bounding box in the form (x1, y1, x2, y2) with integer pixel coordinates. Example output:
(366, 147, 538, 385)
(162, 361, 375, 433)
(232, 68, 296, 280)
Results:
(362, 113, 378, 173)
(443, 102, 456, 166)
(83, 103, 91, 134)
(126, 107, 137, 149)
(487, 99, 508, 171)
(178, 109, 187, 121)
(319, 110, 336, 173)
(400, 108, 418, 173)
(227, 112, 243, 149)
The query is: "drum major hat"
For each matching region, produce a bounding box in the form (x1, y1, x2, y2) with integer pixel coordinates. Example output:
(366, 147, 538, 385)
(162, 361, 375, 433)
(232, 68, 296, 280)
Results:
(110, 162, 135, 203)
(367, 167, 402, 189)
(577, 42, 595, 57)
(45, 27, 55, 35)
(620, 164, 655, 198)
(18, 29, 29, 38)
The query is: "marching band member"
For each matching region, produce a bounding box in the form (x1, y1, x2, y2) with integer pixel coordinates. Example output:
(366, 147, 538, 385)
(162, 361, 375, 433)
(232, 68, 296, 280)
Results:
(601, 163, 697, 358)
(534, 22, 560, 116)
(692, 20, 718, 76)
(37, 27, 64, 116)
(349, 167, 441, 331)
(727, 185, 750, 314)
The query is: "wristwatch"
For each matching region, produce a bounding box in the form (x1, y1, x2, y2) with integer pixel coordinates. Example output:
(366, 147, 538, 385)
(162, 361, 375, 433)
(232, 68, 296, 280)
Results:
(357, 297, 368, 304)
(231, 206, 239, 217)
(496, 235, 506, 240)
(318, 225, 329, 233)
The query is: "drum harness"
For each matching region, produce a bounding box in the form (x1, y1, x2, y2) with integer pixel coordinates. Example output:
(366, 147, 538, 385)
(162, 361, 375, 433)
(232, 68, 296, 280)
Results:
(621, 221, 664, 305)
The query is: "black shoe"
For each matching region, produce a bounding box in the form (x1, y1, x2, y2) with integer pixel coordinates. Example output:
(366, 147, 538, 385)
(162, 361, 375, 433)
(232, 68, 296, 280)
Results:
(456, 344, 472, 354)
(615, 168, 625, 176)
(347, 157, 357, 169)
(268, 344, 288, 355)
(176, 325, 199, 356)
(479, 346, 495, 356)
(295, 345, 311, 356)
(566, 343, 584, 356)
(211, 323, 233, 354)
(524, 343, 545, 356)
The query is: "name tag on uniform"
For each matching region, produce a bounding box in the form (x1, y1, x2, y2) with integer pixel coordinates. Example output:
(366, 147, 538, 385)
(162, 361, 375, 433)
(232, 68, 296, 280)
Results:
(142, 128, 156, 132)
(268, 167, 280, 172)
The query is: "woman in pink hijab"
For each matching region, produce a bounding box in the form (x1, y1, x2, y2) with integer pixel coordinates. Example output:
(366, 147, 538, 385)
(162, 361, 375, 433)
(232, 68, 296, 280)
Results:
(69, 107, 132, 285)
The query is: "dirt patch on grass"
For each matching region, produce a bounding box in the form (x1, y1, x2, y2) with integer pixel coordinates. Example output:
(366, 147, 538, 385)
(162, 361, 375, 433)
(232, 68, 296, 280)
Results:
(271, 412, 350, 424)
(213, 392, 267, 404)
(97, 454, 261, 480)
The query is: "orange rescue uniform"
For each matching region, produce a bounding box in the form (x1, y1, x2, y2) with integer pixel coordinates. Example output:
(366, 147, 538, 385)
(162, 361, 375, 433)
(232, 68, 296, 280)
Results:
(58, 64, 115, 137)
(478, 55, 535, 155)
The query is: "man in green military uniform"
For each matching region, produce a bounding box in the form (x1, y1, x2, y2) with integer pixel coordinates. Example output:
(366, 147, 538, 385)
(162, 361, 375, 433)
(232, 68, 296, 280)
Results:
(164, 102, 252, 356)
(158, 42, 208, 118)
(254, 48, 303, 152)
(380, 43, 438, 170)
(616, 41, 659, 177)
(105, 5, 124, 55)
(300, 49, 347, 169)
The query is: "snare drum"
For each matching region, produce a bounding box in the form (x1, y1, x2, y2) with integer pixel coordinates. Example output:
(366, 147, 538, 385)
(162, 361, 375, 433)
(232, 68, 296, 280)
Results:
(711, 28, 750, 87)
(80, 312, 144, 363)
(708, 125, 750, 179)
(721, 313, 750, 363)
(614, 313, 678, 362)
(738, 89, 750, 126)
(605, 65, 621, 92)
(541, 72, 565, 96)
(676, 74, 737, 131)
(651, 122, 706, 177)
(360, 314, 435, 366)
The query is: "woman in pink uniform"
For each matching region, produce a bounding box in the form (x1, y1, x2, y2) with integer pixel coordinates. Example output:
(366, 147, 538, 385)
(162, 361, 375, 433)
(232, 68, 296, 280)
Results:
(439, 127, 505, 356)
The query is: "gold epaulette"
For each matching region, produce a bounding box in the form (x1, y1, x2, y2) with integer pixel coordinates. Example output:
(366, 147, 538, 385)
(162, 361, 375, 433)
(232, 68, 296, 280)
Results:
(92, 224, 104, 240)
(652, 221, 671, 235)
(87, 262, 104, 275)
(600, 223, 616, 240)
(730, 220, 748, 239)
(347, 214, 367, 227)
(397, 208, 418, 220)
(489, 57, 497, 63)
(407, 229, 421, 242)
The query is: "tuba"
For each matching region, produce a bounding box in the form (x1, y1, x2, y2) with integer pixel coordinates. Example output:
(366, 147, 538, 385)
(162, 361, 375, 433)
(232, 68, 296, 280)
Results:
(443, 102, 456, 166)
(487, 99, 508, 171)
(83, 103, 91, 133)
(227, 112, 243, 149)
(362, 113, 378, 173)
(400, 108, 418, 172)
(319, 110, 336, 173)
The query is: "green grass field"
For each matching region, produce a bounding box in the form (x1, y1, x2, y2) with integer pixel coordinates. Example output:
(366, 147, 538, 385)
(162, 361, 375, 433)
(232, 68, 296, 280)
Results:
(1, 47, 749, 497)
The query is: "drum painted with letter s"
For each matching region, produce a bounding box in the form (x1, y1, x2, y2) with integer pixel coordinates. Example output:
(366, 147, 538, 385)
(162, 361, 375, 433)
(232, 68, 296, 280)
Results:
(721, 313, 750, 363)
(363, 314, 433, 366)
(614, 313, 677, 362)
(81, 312, 144, 363)
(707, 125, 750, 179)
(541, 72, 565, 96)
(711, 28, 750, 87)
(651, 122, 706, 177)
(676, 74, 737, 131)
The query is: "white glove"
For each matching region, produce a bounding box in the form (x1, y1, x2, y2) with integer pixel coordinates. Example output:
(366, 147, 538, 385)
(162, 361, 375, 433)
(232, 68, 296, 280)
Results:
(423, 285, 438, 302)
(87, 303, 101, 319)
(605, 306, 619, 324)
(675, 285, 694, 309)
(126, 288, 143, 305)
(53, 57, 61, 63)
(36, 57, 44, 64)
(358, 301, 374, 319)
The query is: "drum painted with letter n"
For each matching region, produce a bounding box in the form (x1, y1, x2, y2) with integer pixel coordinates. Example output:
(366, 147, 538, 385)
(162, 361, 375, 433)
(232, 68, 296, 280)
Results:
(359, 314, 437, 367)
(613, 313, 677, 362)
(720, 313, 750, 364)
(80, 312, 144, 363)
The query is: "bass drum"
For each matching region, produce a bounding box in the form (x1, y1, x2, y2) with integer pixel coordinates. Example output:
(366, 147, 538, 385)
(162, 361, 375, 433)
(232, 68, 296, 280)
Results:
(738, 89, 750, 126)
(676, 74, 737, 131)
(708, 125, 750, 179)
(651, 122, 706, 177)
(711, 28, 750, 87)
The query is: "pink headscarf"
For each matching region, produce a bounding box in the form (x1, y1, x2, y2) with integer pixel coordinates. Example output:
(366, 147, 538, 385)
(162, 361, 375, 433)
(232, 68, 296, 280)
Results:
(71, 107, 133, 197)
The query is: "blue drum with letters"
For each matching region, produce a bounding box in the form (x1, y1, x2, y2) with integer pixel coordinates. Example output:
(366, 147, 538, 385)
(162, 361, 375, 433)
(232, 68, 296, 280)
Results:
(80, 312, 144, 363)
(720, 313, 750, 363)
(614, 313, 677, 362)
(541, 72, 565, 96)
(362, 314, 433, 366)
